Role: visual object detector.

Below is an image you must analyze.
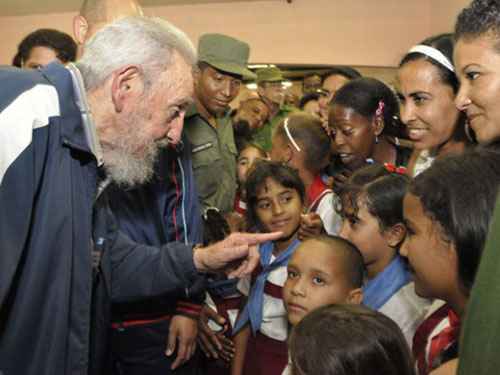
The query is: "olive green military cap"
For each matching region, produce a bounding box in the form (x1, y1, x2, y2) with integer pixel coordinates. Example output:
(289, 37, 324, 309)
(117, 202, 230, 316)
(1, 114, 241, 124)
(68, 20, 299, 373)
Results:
(198, 33, 256, 80)
(256, 66, 284, 83)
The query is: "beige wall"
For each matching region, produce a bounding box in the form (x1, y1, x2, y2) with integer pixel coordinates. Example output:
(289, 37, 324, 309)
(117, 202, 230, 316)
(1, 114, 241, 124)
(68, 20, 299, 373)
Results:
(429, 0, 471, 36)
(0, 0, 469, 67)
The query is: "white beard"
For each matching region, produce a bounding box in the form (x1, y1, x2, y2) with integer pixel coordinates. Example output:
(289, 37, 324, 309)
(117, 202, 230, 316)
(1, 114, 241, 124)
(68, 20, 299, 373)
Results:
(102, 140, 159, 187)
(101, 105, 168, 187)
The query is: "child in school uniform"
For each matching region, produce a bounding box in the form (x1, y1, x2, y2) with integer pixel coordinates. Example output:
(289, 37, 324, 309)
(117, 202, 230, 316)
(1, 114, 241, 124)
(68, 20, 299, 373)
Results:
(270, 113, 342, 235)
(339, 164, 430, 346)
(281, 234, 365, 375)
(231, 160, 305, 375)
(400, 149, 500, 374)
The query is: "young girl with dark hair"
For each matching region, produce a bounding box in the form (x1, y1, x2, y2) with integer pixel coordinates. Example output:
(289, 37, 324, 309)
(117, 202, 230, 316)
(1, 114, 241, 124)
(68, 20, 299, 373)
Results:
(339, 164, 430, 346)
(271, 112, 342, 235)
(397, 33, 470, 176)
(289, 304, 415, 375)
(328, 77, 411, 175)
(231, 160, 305, 375)
(400, 147, 500, 374)
(235, 142, 268, 216)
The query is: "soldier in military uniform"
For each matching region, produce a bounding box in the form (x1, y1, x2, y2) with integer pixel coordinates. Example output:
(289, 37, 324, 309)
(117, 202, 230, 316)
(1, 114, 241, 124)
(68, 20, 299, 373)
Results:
(183, 34, 256, 215)
(251, 67, 296, 152)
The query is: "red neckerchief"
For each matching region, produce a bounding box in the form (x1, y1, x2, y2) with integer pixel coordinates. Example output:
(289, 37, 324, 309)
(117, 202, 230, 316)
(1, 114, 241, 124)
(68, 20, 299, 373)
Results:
(233, 191, 247, 215)
(413, 304, 460, 375)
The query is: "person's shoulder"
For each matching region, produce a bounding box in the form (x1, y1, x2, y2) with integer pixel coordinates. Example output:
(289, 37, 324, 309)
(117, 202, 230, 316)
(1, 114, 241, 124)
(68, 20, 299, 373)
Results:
(0, 66, 60, 128)
(0, 66, 55, 109)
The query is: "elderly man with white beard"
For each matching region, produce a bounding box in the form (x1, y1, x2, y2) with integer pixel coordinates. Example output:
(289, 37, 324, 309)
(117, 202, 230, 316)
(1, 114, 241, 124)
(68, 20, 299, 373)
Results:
(0, 16, 279, 375)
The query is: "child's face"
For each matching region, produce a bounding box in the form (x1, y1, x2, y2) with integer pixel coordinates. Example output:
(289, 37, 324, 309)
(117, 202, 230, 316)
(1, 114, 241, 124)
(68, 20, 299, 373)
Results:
(339, 194, 393, 276)
(400, 192, 457, 300)
(283, 240, 362, 326)
(255, 177, 303, 238)
(237, 146, 265, 185)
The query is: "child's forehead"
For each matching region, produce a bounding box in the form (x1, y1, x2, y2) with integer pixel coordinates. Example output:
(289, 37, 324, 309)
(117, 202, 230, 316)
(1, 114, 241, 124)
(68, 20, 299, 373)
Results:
(241, 146, 264, 159)
(341, 190, 368, 213)
(294, 240, 347, 266)
(256, 177, 290, 196)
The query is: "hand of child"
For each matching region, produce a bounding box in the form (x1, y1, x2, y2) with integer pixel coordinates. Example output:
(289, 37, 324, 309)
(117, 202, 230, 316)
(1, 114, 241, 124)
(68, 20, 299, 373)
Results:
(197, 304, 235, 362)
(298, 213, 324, 241)
(166, 315, 198, 370)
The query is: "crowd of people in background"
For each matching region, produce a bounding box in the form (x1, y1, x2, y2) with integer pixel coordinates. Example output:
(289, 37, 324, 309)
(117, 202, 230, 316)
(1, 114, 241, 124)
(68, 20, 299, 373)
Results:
(3, 0, 500, 375)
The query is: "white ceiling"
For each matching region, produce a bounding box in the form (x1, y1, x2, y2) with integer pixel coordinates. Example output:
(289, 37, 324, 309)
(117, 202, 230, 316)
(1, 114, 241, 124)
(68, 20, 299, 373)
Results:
(0, 0, 274, 17)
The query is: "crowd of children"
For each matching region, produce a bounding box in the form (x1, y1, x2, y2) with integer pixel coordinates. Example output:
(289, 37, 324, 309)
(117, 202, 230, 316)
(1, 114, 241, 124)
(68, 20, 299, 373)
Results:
(199, 1, 500, 374)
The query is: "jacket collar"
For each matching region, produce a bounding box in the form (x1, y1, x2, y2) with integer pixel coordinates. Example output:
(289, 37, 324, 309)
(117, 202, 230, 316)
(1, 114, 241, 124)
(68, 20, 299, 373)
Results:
(40, 62, 103, 166)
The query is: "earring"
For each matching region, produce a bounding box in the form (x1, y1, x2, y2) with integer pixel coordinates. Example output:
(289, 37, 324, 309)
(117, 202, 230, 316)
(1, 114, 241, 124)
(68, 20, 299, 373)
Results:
(375, 135, 379, 144)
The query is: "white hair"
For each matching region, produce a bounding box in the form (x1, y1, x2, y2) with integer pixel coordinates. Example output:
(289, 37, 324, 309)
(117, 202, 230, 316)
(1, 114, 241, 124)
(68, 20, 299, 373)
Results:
(76, 16, 196, 90)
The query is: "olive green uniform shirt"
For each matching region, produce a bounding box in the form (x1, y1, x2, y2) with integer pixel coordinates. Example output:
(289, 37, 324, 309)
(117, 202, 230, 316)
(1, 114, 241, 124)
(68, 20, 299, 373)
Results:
(183, 105, 237, 214)
(458, 199, 500, 375)
(251, 105, 296, 152)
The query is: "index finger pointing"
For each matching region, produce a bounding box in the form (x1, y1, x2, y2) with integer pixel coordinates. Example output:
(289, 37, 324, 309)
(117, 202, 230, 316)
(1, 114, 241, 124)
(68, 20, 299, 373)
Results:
(239, 231, 283, 245)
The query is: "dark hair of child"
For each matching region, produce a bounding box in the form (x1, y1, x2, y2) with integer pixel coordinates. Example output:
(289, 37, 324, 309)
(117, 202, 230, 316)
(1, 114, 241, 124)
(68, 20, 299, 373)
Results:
(202, 208, 231, 245)
(311, 234, 365, 288)
(12, 28, 77, 67)
(340, 164, 410, 232)
(245, 160, 305, 232)
(409, 147, 500, 294)
(274, 112, 331, 173)
(331, 77, 404, 139)
(289, 304, 415, 375)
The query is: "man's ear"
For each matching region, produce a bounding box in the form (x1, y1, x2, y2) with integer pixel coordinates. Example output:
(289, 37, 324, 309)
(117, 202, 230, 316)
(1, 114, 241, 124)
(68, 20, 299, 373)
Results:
(385, 222, 406, 248)
(73, 15, 89, 45)
(346, 288, 363, 305)
(257, 85, 265, 97)
(111, 65, 144, 113)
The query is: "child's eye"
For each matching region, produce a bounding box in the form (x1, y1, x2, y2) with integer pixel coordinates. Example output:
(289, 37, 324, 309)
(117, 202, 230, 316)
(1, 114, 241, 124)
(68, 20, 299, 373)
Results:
(312, 276, 325, 285)
(257, 201, 270, 209)
(348, 217, 359, 227)
(288, 270, 299, 279)
(466, 71, 480, 81)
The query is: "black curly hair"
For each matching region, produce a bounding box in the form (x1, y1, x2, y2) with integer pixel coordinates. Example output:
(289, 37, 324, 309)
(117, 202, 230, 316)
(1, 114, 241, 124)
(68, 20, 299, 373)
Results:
(13, 28, 77, 68)
(455, 0, 500, 51)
